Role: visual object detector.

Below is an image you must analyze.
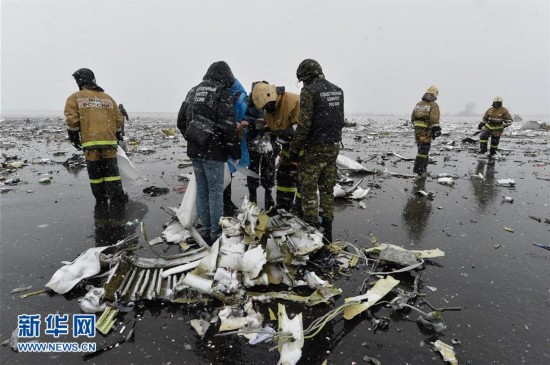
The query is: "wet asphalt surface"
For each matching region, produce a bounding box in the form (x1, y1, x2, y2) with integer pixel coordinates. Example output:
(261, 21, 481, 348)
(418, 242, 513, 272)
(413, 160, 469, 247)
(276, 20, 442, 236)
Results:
(1, 116, 549, 364)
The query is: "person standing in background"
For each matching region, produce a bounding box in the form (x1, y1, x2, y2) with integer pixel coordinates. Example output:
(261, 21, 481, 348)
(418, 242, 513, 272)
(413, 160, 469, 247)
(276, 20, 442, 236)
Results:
(478, 96, 512, 158)
(118, 103, 129, 136)
(411, 86, 441, 176)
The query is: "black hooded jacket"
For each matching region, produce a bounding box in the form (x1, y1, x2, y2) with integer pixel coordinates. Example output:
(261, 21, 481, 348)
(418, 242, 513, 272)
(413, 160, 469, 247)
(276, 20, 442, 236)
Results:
(177, 61, 240, 161)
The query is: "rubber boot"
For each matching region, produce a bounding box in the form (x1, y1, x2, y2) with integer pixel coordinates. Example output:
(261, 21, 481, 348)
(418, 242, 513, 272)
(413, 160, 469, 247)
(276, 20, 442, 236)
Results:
(413, 159, 421, 175)
(320, 218, 333, 244)
(223, 182, 237, 216)
(264, 188, 274, 210)
(91, 183, 108, 203)
(292, 196, 303, 218)
(248, 187, 257, 204)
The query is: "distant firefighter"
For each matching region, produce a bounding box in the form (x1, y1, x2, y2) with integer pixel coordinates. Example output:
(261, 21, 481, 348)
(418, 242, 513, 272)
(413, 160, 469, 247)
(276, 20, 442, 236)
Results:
(118, 103, 129, 136)
(478, 97, 512, 157)
(411, 85, 441, 176)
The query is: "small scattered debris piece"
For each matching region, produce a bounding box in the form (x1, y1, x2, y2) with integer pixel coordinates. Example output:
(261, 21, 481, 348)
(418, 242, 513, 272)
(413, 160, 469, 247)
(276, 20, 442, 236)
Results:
(362, 355, 382, 365)
(160, 128, 176, 136)
(391, 151, 414, 161)
(437, 177, 454, 186)
(277, 303, 304, 365)
(62, 154, 87, 170)
(532, 243, 550, 251)
(190, 319, 210, 338)
(502, 196, 514, 203)
(503, 226, 514, 233)
(39, 177, 52, 184)
(494, 244, 501, 249)
(7, 161, 24, 169)
(496, 178, 516, 187)
(528, 215, 541, 222)
(461, 137, 477, 144)
(10, 285, 32, 294)
(432, 339, 458, 365)
(143, 186, 169, 196)
(79, 287, 107, 313)
(415, 190, 435, 198)
(148, 237, 163, 246)
(344, 276, 400, 320)
(19, 288, 48, 299)
(97, 307, 119, 335)
(173, 186, 186, 193)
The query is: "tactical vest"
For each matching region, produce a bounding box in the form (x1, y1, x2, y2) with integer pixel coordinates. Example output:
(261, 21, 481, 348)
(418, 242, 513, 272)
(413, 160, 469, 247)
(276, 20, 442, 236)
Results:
(304, 79, 345, 144)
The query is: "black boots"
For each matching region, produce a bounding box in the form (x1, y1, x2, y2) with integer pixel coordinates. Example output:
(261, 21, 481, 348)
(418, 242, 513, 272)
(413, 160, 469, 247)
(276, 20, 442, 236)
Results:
(248, 188, 257, 204)
(320, 218, 333, 244)
(264, 189, 274, 210)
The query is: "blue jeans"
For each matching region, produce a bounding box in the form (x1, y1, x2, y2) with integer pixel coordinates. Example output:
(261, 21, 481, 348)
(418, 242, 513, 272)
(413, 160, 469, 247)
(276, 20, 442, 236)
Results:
(192, 158, 224, 240)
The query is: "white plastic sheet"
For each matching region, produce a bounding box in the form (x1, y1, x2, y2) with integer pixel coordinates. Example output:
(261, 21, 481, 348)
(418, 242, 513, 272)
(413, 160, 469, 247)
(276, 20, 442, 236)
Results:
(46, 246, 111, 294)
(116, 146, 147, 187)
(176, 164, 232, 228)
(336, 154, 370, 172)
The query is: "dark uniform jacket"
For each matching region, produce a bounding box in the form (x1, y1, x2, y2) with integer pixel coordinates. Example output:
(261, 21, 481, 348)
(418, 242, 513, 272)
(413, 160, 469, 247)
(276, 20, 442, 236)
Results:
(177, 61, 240, 161)
(290, 76, 344, 155)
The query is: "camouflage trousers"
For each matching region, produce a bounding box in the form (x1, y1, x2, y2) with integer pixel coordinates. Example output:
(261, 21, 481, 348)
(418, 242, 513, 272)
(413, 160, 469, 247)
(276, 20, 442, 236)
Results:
(297, 143, 339, 223)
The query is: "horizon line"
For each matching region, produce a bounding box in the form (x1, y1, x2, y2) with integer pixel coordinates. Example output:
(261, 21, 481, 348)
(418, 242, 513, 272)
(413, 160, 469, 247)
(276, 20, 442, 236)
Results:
(1, 110, 549, 119)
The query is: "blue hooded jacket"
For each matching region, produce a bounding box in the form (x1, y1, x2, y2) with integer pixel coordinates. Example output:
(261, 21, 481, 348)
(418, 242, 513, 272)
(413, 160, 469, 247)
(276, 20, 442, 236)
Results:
(231, 79, 248, 122)
(228, 79, 250, 172)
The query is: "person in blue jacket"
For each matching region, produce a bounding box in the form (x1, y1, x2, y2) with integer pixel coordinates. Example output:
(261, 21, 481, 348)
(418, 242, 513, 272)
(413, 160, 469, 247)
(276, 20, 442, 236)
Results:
(223, 78, 250, 215)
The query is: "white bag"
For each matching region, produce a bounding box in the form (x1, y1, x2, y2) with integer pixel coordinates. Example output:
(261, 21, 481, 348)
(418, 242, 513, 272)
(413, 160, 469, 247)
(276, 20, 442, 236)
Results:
(116, 146, 147, 186)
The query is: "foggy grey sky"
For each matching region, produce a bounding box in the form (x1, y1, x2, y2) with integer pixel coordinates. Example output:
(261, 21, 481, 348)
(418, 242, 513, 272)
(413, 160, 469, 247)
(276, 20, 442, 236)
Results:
(1, 0, 549, 117)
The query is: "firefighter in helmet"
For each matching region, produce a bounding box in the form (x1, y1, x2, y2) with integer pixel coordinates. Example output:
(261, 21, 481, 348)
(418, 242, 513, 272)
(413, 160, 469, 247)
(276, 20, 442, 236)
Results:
(478, 96, 512, 157)
(252, 82, 301, 213)
(411, 85, 441, 176)
(64, 68, 127, 204)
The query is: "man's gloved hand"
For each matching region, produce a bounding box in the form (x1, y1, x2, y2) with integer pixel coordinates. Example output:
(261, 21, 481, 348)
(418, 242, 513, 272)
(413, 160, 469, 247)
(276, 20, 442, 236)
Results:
(116, 131, 123, 143)
(502, 120, 512, 128)
(68, 130, 82, 150)
(478, 122, 485, 131)
(277, 126, 295, 144)
(289, 150, 300, 165)
(431, 126, 442, 139)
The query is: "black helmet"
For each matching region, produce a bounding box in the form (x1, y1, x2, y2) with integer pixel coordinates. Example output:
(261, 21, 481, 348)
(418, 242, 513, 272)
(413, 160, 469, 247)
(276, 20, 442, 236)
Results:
(296, 59, 323, 82)
(72, 68, 96, 86)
